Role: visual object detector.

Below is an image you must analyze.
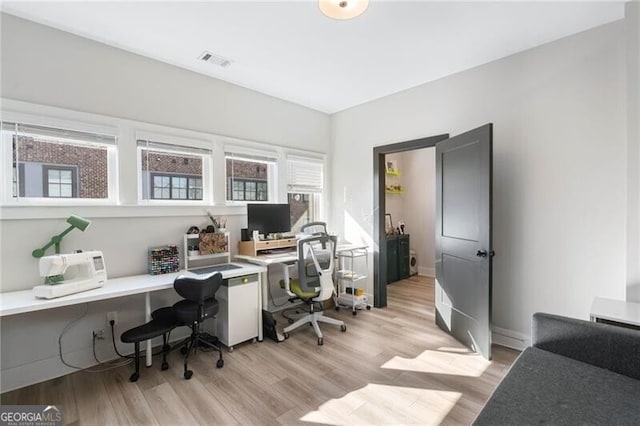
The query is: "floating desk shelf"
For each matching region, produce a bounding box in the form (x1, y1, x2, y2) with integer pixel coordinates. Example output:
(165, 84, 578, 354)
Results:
(184, 232, 230, 270)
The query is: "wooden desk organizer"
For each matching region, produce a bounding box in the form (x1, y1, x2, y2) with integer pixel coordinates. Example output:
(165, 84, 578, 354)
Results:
(238, 238, 297, 257)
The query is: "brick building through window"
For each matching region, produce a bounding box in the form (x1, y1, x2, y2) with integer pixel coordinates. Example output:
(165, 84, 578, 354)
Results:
(12, 136, 108, 199)
(226, 158, 269, 201)
(140, 149, 204, 200)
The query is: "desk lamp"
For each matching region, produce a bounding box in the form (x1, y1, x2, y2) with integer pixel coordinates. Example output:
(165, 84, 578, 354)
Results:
(32, 214, 92, 259)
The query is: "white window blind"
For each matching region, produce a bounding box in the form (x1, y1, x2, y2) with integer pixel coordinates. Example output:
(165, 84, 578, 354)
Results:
(287, 156, 324, 193)
(2, 122, 116, 146)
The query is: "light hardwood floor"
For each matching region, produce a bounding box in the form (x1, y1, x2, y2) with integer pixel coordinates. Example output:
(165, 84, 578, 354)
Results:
(1, 275, 519, 425)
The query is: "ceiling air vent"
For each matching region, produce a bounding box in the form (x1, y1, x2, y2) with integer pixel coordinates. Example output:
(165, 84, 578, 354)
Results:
(198, 51, 232, 68)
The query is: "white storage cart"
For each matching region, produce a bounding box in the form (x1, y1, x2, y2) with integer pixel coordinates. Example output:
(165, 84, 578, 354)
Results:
(334, 247, 371, 315)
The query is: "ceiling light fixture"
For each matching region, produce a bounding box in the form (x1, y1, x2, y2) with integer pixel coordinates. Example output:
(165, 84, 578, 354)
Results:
(319, 0, 369, 20)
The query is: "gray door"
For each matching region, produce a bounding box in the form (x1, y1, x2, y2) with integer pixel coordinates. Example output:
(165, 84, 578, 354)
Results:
(435, 124, 493, 359)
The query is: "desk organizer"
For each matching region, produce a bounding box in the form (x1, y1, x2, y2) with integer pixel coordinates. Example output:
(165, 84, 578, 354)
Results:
(148, 245, 179, 275)
(199, 232, 229, 255)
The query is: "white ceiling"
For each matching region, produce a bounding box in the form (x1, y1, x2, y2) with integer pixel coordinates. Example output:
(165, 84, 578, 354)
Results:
(1, 1, 625, 114)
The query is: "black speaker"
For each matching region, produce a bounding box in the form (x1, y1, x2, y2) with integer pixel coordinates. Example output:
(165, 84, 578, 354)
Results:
(241, 228, 250, 241)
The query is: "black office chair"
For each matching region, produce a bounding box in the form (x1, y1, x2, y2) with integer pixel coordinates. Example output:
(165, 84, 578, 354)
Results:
(173, 272, 224, 379)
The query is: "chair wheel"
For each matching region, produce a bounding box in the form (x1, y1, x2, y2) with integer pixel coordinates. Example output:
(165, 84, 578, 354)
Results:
(216, 359, 224, 369)
(184, 370, 193, 380)
(366, 305, 371, 310)
(283, 332, 289, 339)
(287, 318, 294, 324)
(352, 310, 357, 316)
(340, 324, 347, 332)
(317, 338, 323, 345)
(161, 362, 169, 371)
(335, 306, 340, 310)
(180, 346, 188, 355)
(129, 372, 139, 382)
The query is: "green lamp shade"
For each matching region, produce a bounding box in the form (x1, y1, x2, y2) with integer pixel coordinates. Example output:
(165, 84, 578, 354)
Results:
(67, 214, 91, 231)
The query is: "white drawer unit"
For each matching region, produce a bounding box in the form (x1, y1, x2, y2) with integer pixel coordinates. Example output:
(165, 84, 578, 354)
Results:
(216, 273, 260, 350)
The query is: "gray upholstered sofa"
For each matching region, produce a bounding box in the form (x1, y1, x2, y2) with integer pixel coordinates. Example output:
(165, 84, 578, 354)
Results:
(474, 312, 640, 425)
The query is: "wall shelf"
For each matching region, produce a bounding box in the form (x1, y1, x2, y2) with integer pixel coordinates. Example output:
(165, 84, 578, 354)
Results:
(184, 232, 230, 269)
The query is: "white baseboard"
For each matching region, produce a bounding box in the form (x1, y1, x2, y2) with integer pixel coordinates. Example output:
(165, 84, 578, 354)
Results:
(491, 325, 530, 351)
(418, 267, 435, 277)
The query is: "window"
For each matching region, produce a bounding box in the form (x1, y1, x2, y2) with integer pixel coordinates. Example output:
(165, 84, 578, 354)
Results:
(225, 149, 277, 203)
(150, 173, 202, 200)
(138, 139, 211, 203)
(44, 166, 78, 198)
(287, 156, 324, 232)
(1, 122, 116, 202)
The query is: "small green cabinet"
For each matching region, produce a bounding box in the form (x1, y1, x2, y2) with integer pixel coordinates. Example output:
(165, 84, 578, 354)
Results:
(386, 234, 410, 284)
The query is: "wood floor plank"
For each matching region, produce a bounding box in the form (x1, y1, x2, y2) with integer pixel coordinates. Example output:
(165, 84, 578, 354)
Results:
(143, 382, 198, 425)
(2, 275, 519, 425)
(71, 371, 119, 425)
(102, 364, 159, 425)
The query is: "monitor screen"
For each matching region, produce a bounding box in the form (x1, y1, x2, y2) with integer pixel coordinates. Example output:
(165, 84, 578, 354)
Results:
(247, 203, 291, 236)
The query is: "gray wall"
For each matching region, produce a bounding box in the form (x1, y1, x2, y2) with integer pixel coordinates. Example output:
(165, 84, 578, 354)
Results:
(331, 21, 628, 346)
(0, 13, 330, 391)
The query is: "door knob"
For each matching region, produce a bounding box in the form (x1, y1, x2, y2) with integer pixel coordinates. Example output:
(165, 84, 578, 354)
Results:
(476, 250, 495, 258)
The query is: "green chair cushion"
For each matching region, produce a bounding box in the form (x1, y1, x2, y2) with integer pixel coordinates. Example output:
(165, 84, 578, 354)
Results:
(280, 278, 320, 299)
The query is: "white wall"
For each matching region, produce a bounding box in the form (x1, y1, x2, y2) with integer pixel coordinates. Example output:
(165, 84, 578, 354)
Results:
(401, 148, 436, 277)
(627, 2, 640, 302)
(384, 149, 436, 277)
(0, 13, 330, 391)
(384, 152, 403, 230)
(331, 21, 628, 344)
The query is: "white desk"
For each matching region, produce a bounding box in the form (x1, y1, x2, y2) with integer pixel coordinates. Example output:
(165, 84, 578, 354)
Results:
(0, 262, 267, 366)
(590, 297, 640, 328)
(235, 243, 369, 311)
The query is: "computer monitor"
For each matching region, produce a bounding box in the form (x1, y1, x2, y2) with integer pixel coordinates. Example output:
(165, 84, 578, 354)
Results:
(247, 203, 291, 236)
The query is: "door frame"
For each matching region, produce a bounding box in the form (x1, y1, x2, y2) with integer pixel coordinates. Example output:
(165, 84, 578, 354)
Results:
(372, 133, 449, 308)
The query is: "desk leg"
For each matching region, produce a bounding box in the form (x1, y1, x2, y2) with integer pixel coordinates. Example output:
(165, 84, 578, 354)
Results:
(145, 292, 152, 367)
(257, 273, 263, 342)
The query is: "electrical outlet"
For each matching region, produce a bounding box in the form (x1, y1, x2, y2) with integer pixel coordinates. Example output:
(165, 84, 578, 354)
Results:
(93, 329, 105, 340)
(107, 311, 118, 325)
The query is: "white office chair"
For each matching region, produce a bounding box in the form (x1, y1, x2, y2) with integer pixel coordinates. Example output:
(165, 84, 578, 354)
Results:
(280, 233, 346, 345)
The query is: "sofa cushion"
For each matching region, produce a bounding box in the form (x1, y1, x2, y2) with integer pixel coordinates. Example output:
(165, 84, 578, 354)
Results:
(474, 347, 640, 425)
(533, 312, 640, 380)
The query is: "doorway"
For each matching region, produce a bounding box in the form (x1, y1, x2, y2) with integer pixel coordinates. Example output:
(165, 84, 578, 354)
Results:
(372, 124, 494, 359)
(372, 134, 448, 308)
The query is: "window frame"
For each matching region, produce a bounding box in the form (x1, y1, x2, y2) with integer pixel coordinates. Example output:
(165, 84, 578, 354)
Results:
(1, 113, 118, 206)
(136, 132, 213, 205)
(149, 172, 203, 201)
(43, 165, 79, 198)
(224, 147, 278, 205)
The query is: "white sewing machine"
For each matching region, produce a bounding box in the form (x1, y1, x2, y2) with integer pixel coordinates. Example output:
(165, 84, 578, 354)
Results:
(33, 251, 107, 299)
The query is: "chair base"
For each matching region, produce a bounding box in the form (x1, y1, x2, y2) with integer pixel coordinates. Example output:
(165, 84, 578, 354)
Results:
(180, 326, 224, 380)
(283, 311, 346, 345)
